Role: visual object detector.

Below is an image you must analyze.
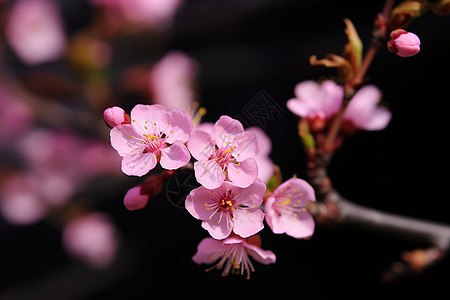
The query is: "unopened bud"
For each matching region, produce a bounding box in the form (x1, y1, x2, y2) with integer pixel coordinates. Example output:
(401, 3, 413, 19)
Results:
(123, 185, 149, 211)
(103, 106, 130, 128)
(387, 29, 420, 57)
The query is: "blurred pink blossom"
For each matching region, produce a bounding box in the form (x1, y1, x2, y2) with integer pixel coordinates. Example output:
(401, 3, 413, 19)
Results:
(286, 80, 343, 131)
(0, 87, 33, 140)
(0, 174, 47, 225)
(192, 236, 276, 279)
(0, 129, 122, 225)
(110, 104, 193, 176)
(343, 85, 392, 132)
(6, 0, 67, 65)
(185, 179, 266, 240)
(90, 0, 183, 29)
(63, 213, 119, 268)
(149, 51, 199, 111)
(264, 177, 316, 239)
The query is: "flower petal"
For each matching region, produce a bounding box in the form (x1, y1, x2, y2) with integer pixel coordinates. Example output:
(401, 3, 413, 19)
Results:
(192, 237, 224, 264)
(160, 109, 193, 144)
(187, 129, 215, 161)
(121, 153, 157, 176)
(361, 107, 392, 131)
(244, 242, 276, 265)
(193, 159, 225, 189)
(110, 124, 143, 156)
(282, 212, 315, 239)
(227, 158, 258, 188)
(159, 140, 190, 170)
(211, 115, 244, 148)
(202, 215, 233, 240)
(185, 185, 215, 220)
(234, 178, 266, 208)
(232, 208, 264, 238)
(130, 104, 166, 135)
(234, 131, 259, 162)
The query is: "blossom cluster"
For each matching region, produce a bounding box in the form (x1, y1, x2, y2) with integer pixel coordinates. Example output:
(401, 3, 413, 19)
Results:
(105, 102, 318, 278)
(105, 74, 392, 278)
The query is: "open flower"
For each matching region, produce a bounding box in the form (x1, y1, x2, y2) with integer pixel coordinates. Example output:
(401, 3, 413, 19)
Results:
(185, 179, 266, 239)
(187, 116, 259, 189)
(264, 178, 316, 239)
(342, 85, 392, 133)
(110, 104, 193, 176)
(286, 80, 344, 131)
(192, 235, 276, 279)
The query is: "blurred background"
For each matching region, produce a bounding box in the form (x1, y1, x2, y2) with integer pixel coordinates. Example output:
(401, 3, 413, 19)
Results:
(0, 0, 449, 298)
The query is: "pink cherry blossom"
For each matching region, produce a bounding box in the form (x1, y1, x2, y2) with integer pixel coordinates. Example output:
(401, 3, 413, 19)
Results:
(187, 116, 259, 189)
(63, 213, 119, 269)
(192, 236, 276, 279)
(110, 104, 193, 176)
(343, 85, 392, 132)
(185, 180, 266, 240)
(286, 80, 344, 131)
(6, 0, 66, 65)
(264, 178, 316, 239)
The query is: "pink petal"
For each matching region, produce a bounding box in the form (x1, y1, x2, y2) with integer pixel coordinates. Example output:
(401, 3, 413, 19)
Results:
(344, 85, 389, 130)
(121, 153, 157, 176)
(232, 208, 264, 238)
(193, 159, 225, 189)
(123, 185, 148, 211)
(159, 140, 191, 170)
(281, 212, 315, 239)
(187, 129, 215, 161)
(247, 127, 271, 156)
(360, 107, 392, 131)
(234, 178, 266, 208)
(160, 109, 193, 144)
(110, 124, 142, 156)
(255, 156, 274, 184)
(130, 104, 166, 135)
(264, 197, 283, 233)
(202, 215, 233, 240)
(286, 98, 314, 117)
(245, 243, 276, 265)
(185, 185, 213, 220)
(273, 177, 316, 201)
(320, 80, 344, 117)
(211, 115, 244, 147)
(192, 237, 223, 264)
(234, 131, 259, 162)
(227, 158, 258, 188)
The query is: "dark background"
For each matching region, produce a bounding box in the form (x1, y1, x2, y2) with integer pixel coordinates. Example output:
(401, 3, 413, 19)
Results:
(1, 0, 449, 298)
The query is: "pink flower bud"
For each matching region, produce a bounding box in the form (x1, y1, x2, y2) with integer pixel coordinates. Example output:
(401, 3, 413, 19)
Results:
(103, 106, 130, 128)
(123, 185, 149, 211)
(387, 29, 420, 57)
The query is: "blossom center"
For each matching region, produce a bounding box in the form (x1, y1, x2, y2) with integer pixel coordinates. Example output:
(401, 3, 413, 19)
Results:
(142, 133, 167, 154)
(206, 243, 255, 279)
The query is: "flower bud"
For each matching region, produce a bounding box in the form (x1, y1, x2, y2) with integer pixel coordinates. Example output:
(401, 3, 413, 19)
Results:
(123, 185, 149, 211)
(103, 106, 130, 128)
(387, 29, 420, 57)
